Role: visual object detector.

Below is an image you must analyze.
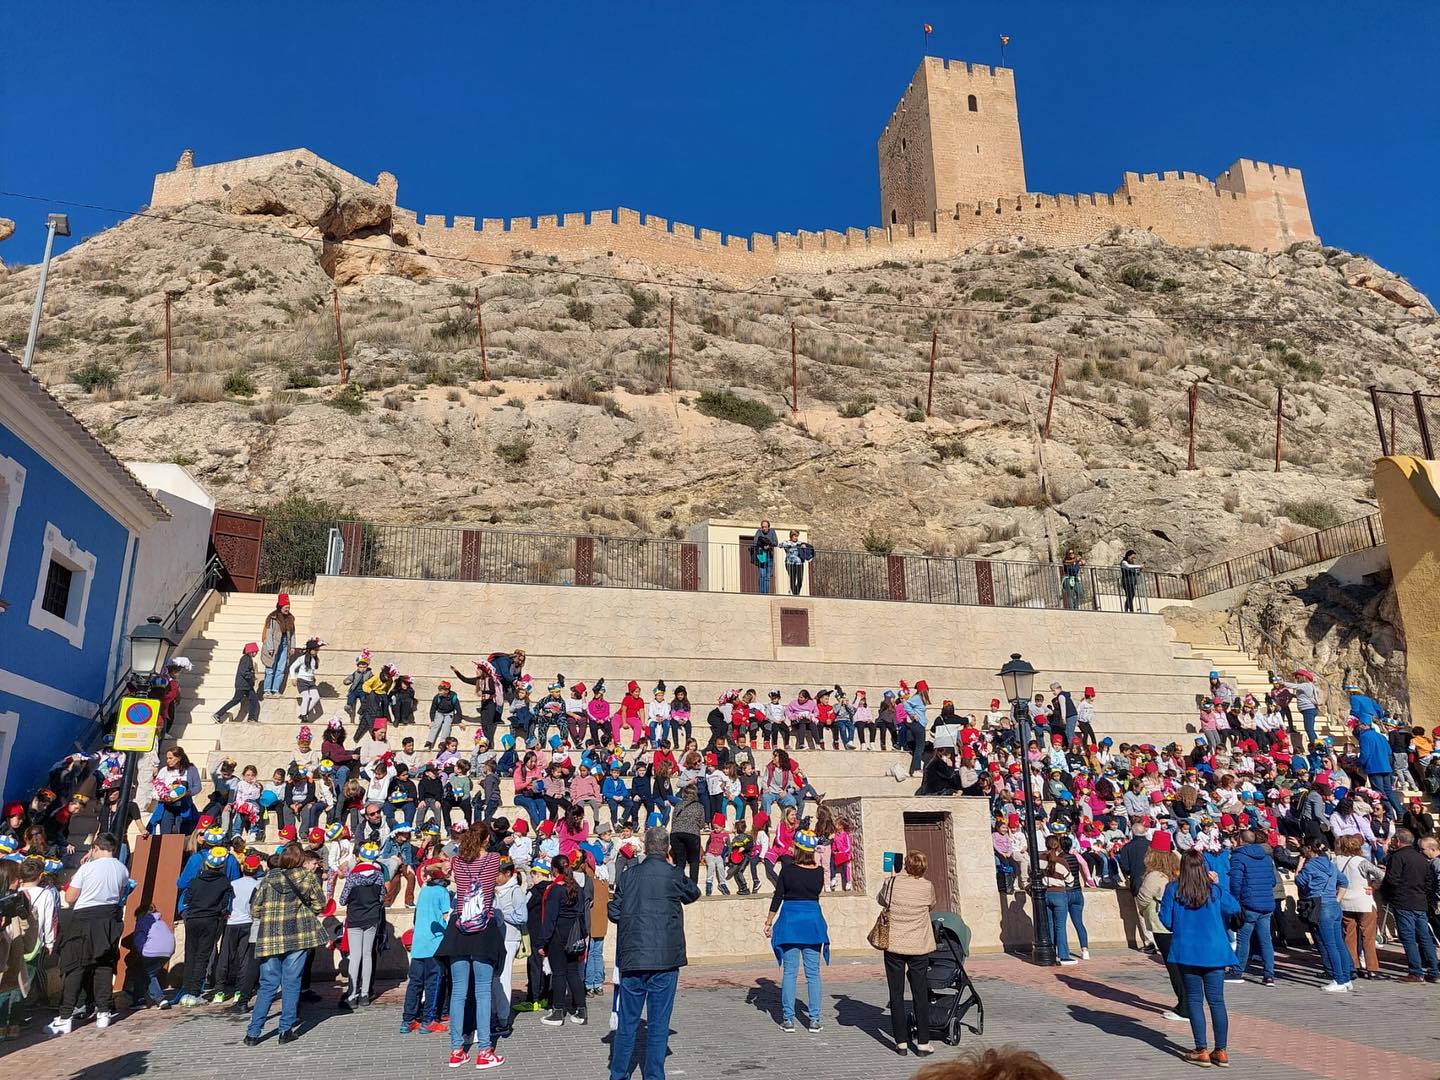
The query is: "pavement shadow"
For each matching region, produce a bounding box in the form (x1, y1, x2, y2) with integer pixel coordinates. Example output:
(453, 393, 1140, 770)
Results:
(1056, 972, 1168, 1014)
(743, 976, 781, 1023)
(831, 991, 894, 1048)
(1065, 1002, 1179, 1054)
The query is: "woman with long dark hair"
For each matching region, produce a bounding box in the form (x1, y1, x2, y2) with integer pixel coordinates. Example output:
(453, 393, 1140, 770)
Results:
(1296, 837, 1354, 993)
(537, 853, 590, 1027)
(1159, 849, 1241, 1068)
(436, 820, 505, 1069)
(1135, 837, 1185, 1021)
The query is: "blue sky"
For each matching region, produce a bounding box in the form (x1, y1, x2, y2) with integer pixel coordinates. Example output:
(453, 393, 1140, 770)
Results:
(3, 2, 1437, 299)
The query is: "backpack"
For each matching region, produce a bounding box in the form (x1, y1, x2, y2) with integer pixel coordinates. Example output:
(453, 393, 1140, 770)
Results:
(798, 542, 816, 562)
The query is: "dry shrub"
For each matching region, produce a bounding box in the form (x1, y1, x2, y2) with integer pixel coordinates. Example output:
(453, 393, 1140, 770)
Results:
(173, 373, 226, 403)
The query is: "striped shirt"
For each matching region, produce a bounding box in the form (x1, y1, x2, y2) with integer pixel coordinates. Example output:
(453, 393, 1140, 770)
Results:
(452, 851, 500, 926)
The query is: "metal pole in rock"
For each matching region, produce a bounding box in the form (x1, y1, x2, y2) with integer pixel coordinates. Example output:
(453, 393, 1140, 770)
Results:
(668, 296, 675, 390)
(474, 288, 488, 381)
(926, 329, 938, 417)
(790, 323, 798, 415)
(333, 287, 347, 384)
(1187, 382, 1198, 470)
(1274, 385, 1284, 472)
(1042, 354, 1061, 440)
(163, 293, 173, 384)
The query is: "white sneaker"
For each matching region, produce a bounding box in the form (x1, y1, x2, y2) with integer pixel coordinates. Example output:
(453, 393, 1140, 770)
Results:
(1080, 948, 1090, 960)
(1160, 1010, 1186, 1022)
(95, 1012, 115, 1029)
(1059, 958, 1079, 966)
(1320, 981, 1348, 993)
(45, 1016, 72, 1036)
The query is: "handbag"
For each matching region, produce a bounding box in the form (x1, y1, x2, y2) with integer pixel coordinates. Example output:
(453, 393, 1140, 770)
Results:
(867, 878, 895, 951)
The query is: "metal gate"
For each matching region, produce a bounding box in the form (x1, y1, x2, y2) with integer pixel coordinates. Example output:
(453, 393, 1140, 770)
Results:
(903, 811, 957, 913)
(209, 509, 265, 593)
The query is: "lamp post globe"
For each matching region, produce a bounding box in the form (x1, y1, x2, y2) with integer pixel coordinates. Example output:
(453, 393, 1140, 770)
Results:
(996, 652, 1056, 966)
(128, 615, 178, 682)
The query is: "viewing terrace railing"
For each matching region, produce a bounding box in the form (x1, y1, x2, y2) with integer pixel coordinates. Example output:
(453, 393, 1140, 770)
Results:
(266, 519, 1190, 613)
(252, 508, 1386, 610)
(1182, 512, 1385, 598)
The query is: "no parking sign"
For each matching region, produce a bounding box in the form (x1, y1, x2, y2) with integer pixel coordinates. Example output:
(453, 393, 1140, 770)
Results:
(114, 696, 160, 753)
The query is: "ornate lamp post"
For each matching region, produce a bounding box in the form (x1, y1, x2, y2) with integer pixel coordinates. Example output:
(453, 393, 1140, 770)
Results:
(998, 652, 1056, 966)
(112, 616, 179, 863)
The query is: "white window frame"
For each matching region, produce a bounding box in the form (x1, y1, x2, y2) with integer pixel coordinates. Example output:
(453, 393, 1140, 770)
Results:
(28, 522, 97, 649)
(0, 454, 24, 597)
(0, 711, 17, 799)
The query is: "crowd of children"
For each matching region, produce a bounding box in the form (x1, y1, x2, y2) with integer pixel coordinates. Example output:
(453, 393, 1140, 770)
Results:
(0, 645, 1436, 1057)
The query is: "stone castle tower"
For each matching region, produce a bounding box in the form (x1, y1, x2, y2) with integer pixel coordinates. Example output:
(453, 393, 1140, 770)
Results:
(878, 58, 1026, 227)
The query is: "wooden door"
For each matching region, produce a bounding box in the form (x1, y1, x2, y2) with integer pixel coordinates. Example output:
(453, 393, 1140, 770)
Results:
(209, 509, 264, 592)
(738, 533, 761, 594)
(903, 811, 956, 913)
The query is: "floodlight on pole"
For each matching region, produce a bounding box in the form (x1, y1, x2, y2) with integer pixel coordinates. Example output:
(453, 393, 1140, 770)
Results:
(21, 213, 71, 372)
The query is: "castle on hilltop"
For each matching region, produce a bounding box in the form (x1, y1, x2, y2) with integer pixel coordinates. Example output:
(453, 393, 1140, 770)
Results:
(151, 57, 1316, 279)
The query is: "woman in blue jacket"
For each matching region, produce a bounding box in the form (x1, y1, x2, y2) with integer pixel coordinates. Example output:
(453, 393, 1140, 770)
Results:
(1295, 838, 1353, 993)
(1160, 849, 1240, 1068)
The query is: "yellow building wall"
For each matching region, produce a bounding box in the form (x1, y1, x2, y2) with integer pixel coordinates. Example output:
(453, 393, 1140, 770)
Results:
(1374, 455, 1440, 734)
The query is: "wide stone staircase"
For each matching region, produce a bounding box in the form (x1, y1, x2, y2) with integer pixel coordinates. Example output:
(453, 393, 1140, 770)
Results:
(159, 579, 1244, 966)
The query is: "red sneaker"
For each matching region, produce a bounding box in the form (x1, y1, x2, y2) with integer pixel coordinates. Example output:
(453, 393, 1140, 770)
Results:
(449, 1049, 470, 1068)
(405, 1020, 420, 1032)
(426, 1020, 449, 1033)
(474, 1049, 505, 1071)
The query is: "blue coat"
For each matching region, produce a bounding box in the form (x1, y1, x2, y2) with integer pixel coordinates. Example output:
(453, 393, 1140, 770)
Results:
(1159, 882, 1240, 969)
(1296, 854, 1348, 901)
(1203, 849, 1232, 895)
(1348, 694, 1385, 726)
(1356, 725, 1392, 776)
(1228, 844, 1277, 913)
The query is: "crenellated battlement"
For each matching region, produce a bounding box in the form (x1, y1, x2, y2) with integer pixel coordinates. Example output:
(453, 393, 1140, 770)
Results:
(149, 55, 1316, 281)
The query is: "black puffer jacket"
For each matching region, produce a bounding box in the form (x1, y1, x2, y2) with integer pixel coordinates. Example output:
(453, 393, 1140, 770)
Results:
(607, 854, 700, 971)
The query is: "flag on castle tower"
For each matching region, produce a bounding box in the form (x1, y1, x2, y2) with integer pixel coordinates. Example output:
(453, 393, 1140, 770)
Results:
(923, 23, 933, 35)
(1000, 35, 1010, 46)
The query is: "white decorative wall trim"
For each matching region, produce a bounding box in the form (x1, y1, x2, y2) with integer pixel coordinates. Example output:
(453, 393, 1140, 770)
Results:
(28, 522, 97, 649)
(0, 668, 99, 717)
(0, 453, 24, 597)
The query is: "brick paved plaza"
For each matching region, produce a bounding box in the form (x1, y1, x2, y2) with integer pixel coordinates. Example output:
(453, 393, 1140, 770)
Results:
(4, 949, 1435, 1080)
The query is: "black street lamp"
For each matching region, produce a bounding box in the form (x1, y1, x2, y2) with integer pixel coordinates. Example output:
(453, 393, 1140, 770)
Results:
(998, 652, 1056, 966)
(112, 616, 179, 866)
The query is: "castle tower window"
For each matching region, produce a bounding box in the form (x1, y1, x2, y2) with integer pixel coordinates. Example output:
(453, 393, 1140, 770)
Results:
(890, 209, 898, 224)
(968, 94, 978, 112)
(900, 138, 907, 152)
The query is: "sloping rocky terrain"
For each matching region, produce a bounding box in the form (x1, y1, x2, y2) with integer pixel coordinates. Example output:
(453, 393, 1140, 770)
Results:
(0, 162, 1436, 572)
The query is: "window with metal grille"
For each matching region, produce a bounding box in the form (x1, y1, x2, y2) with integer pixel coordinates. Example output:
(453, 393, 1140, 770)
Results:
(41, 559, 73, 620)
(779, 607, 810, 647)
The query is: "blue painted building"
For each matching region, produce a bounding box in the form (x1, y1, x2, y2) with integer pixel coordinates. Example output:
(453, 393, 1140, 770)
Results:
(0, 350, 169, 801)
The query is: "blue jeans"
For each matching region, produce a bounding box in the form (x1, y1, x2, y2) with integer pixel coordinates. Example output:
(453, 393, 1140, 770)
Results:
(448, 957, 494, 1052)
(1232, 908, 1274, 978)
(779, 945, 822, 1025)
(1370, 771, 1404, 820)
(403, 955, 442, 1025)
(246, 950, 306, 1038)
(1393, 908, 1440, 977)
(761, 792, 796, 816)
(836, 717, 855, 748)
(609, 968, 679, 1080)
(585, 937, 606, 989)
(263, 635, 291, 694)
(1313, 902, 1353, 984)
(757, 561, 773, 595)
(1300, 706, 1318, 745)
(1180, 966, 1228, 1051)
(515, 793, 547, 827)
(1044, 892, 1071, 960)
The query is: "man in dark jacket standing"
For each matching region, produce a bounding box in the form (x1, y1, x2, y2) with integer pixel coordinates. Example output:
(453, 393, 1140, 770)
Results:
(1114, 821, 1153, 951)
(1381, 828, 1440, 982)
(608, 827, 701, 1080)
(1226, 830, 1278, 984)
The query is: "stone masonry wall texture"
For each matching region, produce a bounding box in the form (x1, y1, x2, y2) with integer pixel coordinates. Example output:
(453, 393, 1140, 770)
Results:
(149, 57, 1316, 279)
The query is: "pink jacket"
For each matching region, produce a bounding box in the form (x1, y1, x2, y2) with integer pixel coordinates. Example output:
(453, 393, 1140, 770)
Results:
(558, 818, 589, 858)
(513, 764, 545, 793)
(569, 774, 601, 802)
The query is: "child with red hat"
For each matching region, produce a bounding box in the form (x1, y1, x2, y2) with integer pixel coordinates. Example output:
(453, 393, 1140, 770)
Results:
(614, 681, 646, 748)
(704, 813, 731, 895)
(212, 852, 263, 1006)
(260, 593, 295, 698)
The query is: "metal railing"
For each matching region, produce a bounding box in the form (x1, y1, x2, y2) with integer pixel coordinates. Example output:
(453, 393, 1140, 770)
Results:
(1183, 512, 1385, 598)
(1369, 386, 1439, 459)
(88, 555, 227, 742)
(265, 517, 1195, 613)
(1231, 607, 1337, 720)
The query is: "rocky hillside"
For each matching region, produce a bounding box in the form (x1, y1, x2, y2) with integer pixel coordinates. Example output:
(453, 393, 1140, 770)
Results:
(1, 162, 1436, 571)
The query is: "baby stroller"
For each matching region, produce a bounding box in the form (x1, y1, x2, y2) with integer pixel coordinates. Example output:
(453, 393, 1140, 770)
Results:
(912, 911, 983, 1046)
